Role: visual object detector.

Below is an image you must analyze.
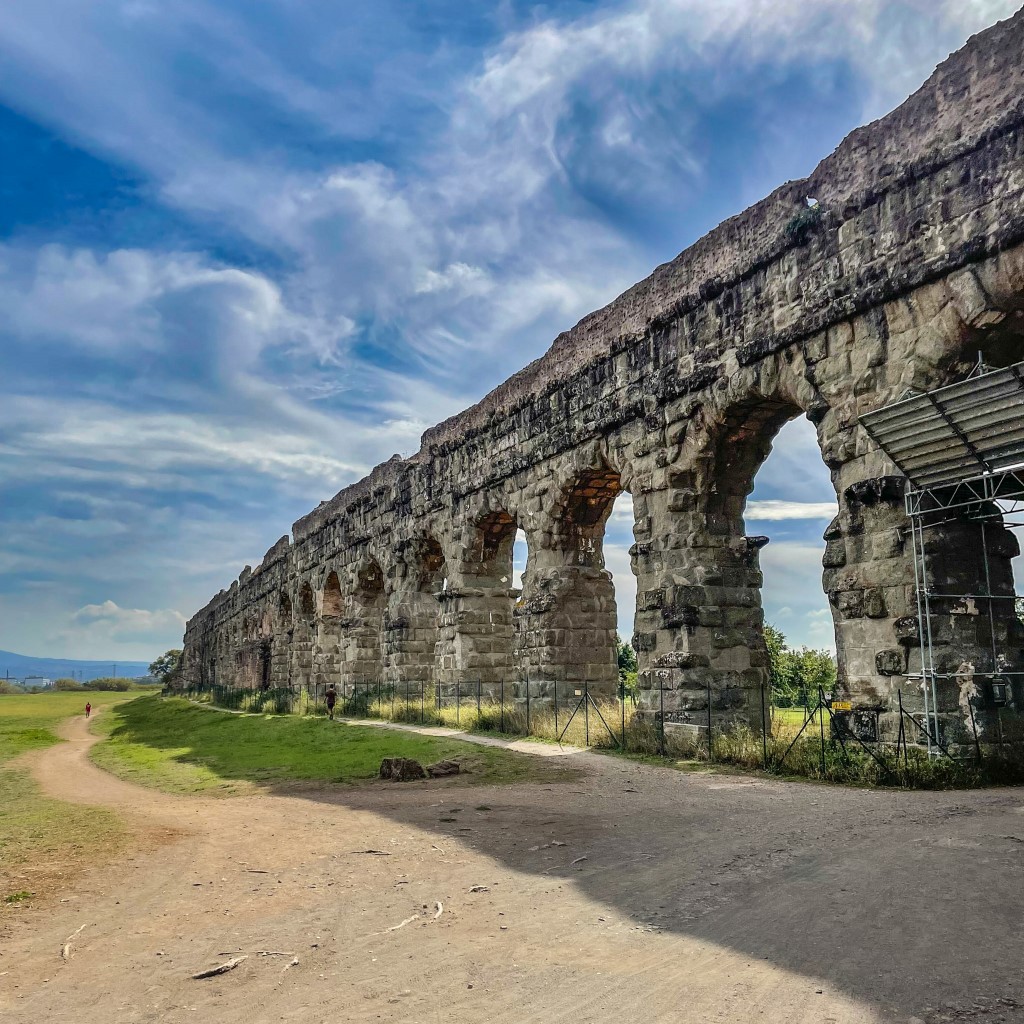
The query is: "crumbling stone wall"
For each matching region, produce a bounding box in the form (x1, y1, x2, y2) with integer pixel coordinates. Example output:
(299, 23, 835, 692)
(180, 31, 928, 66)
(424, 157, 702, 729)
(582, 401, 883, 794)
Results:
(183, 10, 1024, 736)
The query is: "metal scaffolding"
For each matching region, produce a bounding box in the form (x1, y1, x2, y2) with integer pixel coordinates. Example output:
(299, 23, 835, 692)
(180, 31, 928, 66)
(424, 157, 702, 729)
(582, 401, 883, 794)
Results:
(861, 357, 1024, 754)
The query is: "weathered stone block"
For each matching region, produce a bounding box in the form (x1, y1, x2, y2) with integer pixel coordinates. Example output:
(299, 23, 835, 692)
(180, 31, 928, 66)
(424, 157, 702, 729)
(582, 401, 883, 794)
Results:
(875, 649, 906, 676)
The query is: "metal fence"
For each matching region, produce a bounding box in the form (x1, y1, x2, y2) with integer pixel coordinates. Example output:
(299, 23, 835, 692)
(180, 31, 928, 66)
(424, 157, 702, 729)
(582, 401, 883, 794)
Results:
(174, 676, 1024, 786)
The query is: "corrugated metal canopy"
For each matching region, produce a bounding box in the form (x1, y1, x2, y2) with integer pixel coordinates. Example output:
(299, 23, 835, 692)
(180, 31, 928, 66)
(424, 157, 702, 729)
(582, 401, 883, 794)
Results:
(860, 360, 1024, 489)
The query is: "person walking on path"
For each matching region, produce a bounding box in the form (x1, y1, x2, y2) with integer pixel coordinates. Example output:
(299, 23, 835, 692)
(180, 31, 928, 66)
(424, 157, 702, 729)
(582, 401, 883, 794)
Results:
(85, 702, 92, 719)
(325, 686, 337, 720)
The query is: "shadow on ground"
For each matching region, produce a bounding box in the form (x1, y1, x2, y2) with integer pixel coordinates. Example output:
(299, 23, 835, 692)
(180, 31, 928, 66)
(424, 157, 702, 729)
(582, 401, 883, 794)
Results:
(105, 697, 1024, 1021)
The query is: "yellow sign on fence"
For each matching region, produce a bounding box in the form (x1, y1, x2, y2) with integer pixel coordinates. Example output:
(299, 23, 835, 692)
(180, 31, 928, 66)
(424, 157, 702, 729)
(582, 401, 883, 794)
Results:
(831, 700, 853, 712)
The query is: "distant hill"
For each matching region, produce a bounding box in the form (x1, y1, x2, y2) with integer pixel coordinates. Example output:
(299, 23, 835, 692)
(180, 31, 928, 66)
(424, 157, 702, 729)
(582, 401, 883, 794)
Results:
(0, 649, 151, 683)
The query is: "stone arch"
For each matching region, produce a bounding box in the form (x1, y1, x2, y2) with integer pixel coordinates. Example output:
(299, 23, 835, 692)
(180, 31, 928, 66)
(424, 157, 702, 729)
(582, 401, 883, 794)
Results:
(518, 458, 631, 698)
(341, 557, 386, 686)
(701, 395, 805, 533)
(298, 581, 316, 620)
(415, 535, 447, 592)
(552, 465, 624, 567)
(885, 263, 1024, 396)
(644, 373, 839, 731)
(439, 508, 520, 693)
(472, 508, 518, 568)
(383, 533, 450, 686)
(313, 569, 345, 690)
(322, 570, 343, 618)
(284, 581, 317, 694)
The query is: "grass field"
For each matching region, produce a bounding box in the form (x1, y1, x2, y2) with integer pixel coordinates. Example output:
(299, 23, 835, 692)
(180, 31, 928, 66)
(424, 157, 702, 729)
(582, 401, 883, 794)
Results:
(0, 692, 131, 906)
(91, 695, 574, 795)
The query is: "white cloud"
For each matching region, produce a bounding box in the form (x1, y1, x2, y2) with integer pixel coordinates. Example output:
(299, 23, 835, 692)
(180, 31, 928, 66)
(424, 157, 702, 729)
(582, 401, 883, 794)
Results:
(747, 500, 838, 521)
(71, 599, 185, 634)
(55, 599, 187, 657)
(0, 243, 353, 366)
(0, 0, 1016, 664)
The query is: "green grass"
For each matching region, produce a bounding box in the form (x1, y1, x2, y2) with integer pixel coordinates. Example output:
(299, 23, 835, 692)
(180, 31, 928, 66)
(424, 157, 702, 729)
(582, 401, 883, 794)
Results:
(91, 695, 574, 795)
(0, 690, 133, 765)
(0, 691, 131, 904)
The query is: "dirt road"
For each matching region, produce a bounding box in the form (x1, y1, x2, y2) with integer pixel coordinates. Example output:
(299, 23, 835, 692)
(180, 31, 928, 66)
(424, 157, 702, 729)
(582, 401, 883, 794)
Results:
(2, 713, 1024, 1024)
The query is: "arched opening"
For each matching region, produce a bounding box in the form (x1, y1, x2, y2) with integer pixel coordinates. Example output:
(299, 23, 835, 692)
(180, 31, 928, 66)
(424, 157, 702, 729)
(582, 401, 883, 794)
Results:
(344, 558, 386, 686)
(697, 397, 837, 731)
(279, 590, 292, 621)
(457, 510, 518, 693)
(512, 528, 528, 592)
(417, 536, 447, 592)
(316, 570, 345, 691)
(746, 416, 837, 722)
(384, 535, 449, 686)
(520, 464, 629, 699)
(419, 536, 452, 684)
(298, 581, 316, 620)
(558, 467, 623, 566)
(322, 571, 343, 618)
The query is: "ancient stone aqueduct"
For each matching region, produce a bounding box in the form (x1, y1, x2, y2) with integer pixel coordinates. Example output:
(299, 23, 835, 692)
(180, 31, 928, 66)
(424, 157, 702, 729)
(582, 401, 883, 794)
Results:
(183, 11, 1024, 737)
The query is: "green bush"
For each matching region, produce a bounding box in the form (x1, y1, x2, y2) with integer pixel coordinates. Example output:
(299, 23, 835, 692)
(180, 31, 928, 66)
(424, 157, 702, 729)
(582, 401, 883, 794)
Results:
(84, 677, 132, 692)
(783, 202, 824, 245)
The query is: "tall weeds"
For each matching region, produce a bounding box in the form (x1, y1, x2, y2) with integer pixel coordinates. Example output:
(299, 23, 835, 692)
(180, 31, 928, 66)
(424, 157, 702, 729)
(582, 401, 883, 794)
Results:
(183, 683, 1024, 790)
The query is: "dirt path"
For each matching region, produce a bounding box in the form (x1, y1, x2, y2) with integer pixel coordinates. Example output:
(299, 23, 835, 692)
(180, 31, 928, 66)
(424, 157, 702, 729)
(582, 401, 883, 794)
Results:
(3, 713, 1024, 1023)
(29, 710, 184, 813)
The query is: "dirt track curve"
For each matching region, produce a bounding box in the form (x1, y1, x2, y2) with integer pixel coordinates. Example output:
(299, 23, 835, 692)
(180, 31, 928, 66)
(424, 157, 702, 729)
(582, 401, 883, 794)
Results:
(3, 710, 1024, 1024)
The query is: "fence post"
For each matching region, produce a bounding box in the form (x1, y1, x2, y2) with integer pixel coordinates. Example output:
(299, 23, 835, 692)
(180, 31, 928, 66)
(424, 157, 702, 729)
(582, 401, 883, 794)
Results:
(659, 680, 665, 756)
(707, 677, 713, 763)
(477, 680, 481, 718)
(818, 686, 826, 776)
(761, 681, 768, 766)
(456, 680, 460, 725)
(500, 679, 505, 733)
(897, 689, 909, 768)
(584, 680, 590, 746)
(554, 678, 558, 735)
(526, 677, 531, 734)
(621, 681, 626, 752)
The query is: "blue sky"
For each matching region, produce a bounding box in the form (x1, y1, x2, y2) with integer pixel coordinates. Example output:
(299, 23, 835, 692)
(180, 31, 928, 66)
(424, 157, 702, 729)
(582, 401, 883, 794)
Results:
(0, 0, 1018, 661)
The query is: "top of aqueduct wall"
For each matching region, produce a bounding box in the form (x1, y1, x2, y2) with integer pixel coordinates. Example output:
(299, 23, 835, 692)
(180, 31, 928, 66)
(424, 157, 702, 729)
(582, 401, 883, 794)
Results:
(206, 6, 1024, 609)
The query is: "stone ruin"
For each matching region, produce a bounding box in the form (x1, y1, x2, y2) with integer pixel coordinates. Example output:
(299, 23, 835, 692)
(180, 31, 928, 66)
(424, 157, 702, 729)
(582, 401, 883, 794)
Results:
(183, 10, 1024, 739)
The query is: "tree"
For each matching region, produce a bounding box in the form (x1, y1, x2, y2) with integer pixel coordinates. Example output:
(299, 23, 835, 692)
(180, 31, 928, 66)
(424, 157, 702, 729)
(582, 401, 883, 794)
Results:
(616, 635, 637, 676)
(764, 624, 795, 704)
(0, 679, 24, 694)
(764, 624, 836, 708)
(616, 634, 638, 702)
(149, 650, 183, 688)
(53, 677, 84, 691)
(85, 677, 132, 691)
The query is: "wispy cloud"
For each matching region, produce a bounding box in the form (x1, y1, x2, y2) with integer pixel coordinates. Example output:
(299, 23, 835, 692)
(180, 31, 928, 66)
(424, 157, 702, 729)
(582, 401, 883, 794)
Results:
(0, 0, 1015, 659)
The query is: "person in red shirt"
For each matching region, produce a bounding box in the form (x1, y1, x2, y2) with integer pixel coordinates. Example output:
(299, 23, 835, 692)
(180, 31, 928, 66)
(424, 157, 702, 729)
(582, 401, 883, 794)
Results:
(85, 702, 92, 719)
